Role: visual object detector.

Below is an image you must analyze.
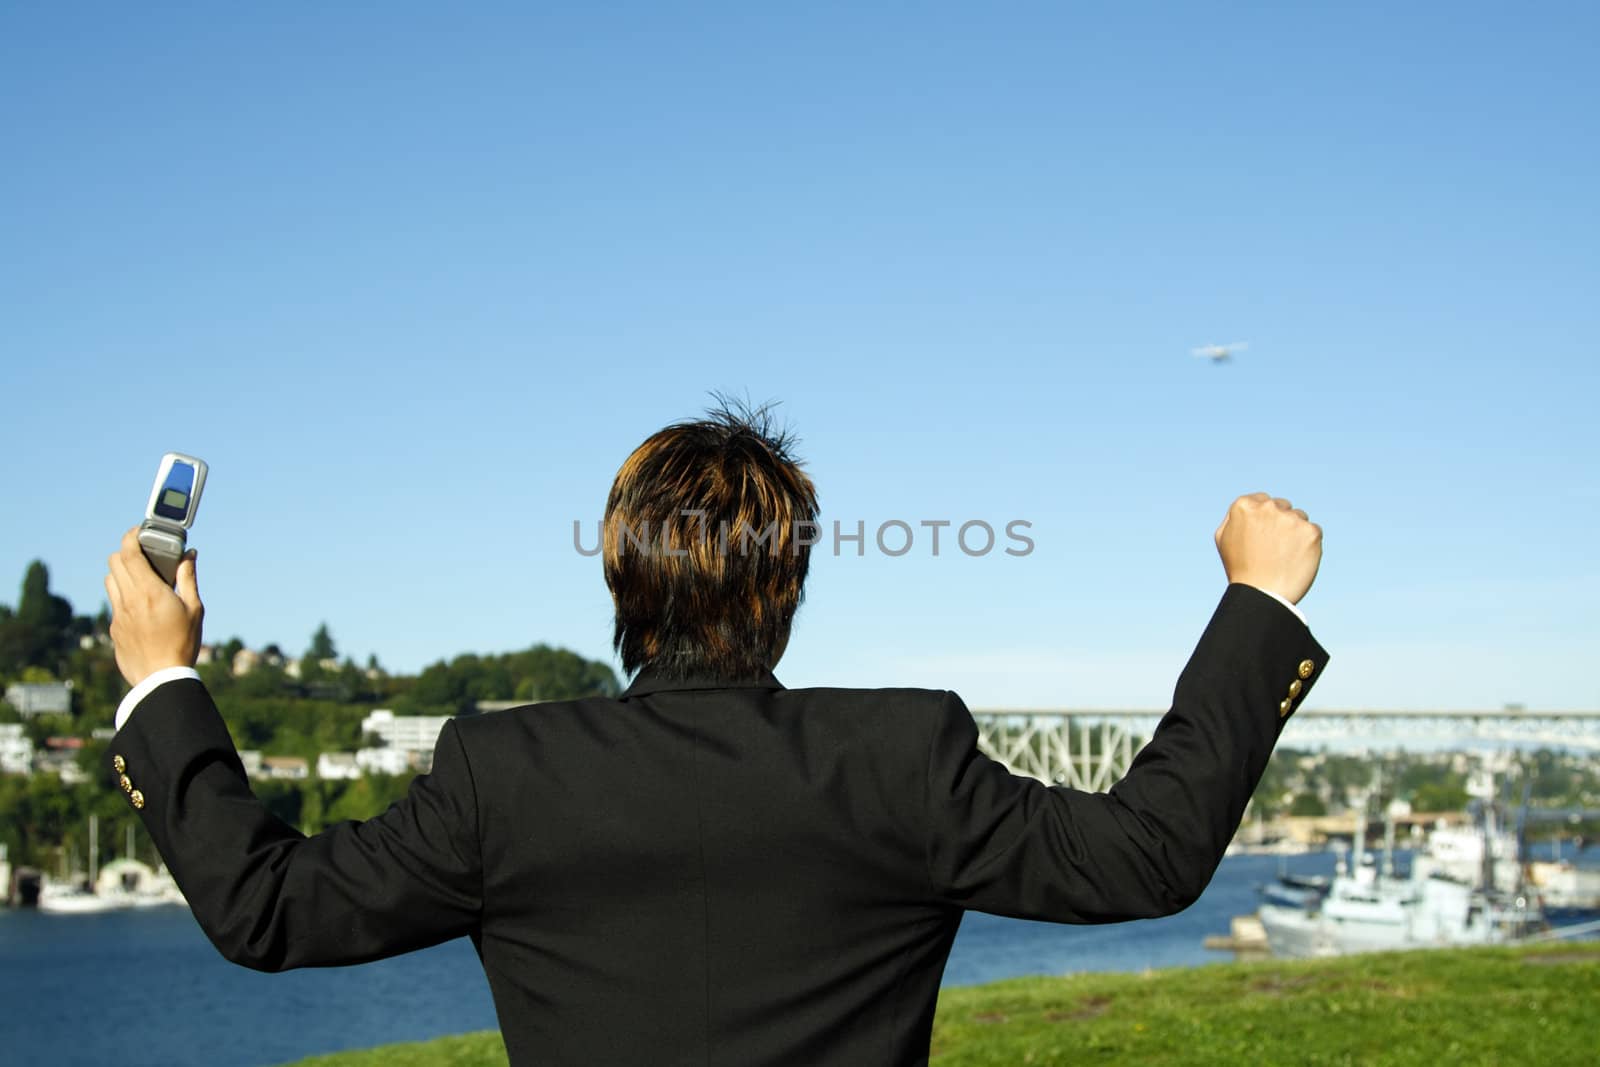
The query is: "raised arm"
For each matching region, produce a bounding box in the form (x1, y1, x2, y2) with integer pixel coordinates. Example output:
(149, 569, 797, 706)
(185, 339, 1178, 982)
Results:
(103, 529, 482, 971)
(924, 493, 1327, 921)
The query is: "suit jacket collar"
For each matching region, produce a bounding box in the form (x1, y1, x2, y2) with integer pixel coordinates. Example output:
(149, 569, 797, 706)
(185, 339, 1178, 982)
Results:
(621, 664, 785, 699)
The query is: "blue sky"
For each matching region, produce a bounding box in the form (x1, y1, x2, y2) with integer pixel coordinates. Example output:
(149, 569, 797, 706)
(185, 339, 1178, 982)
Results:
(2, 3, 1595, 711)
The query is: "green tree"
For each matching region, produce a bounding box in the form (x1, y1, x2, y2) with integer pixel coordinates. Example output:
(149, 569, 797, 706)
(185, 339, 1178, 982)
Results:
(336, 658, 370, 702)
(3, 772, 84, 868)
(235, 658, 291, 699)
(398, 644, 617, 715)
(408, 659, 468, 713)
(0, 604, 17, 679)
(3, 561, 77, 673)
(18, 562, 75, 663)
(308, 623, 338, 663)
(197, 659, 236, 697)
(1290, 792, 1328, 817)
(64, 639, 122, 725)
(1413, 780, 1470, 813)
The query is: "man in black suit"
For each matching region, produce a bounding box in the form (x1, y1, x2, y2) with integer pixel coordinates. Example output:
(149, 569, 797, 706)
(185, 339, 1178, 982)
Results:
(103, 404, 1327, 1066)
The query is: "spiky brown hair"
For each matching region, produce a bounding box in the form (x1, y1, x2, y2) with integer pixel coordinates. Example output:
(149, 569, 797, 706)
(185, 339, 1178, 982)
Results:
(604, 397, 819, 680)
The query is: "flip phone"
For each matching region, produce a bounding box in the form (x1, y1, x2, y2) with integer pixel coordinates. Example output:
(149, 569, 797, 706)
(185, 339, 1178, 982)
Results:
(138, 453, 207, 585)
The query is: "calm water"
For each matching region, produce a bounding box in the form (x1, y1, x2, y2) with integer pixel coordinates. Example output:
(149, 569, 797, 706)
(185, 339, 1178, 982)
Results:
(1, 848, 1591, 1067)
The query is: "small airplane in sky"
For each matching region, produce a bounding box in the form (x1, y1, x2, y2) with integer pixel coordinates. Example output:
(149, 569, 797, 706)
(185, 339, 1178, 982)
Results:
(1191, 341, 1248, 363)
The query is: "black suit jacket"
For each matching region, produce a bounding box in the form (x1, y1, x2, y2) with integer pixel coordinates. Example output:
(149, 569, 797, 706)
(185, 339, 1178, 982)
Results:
(107, 584, 1327, 1065)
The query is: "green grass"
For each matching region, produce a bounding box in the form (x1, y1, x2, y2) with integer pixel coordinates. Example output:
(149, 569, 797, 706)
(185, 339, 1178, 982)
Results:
(282, 943, 1600, 1066)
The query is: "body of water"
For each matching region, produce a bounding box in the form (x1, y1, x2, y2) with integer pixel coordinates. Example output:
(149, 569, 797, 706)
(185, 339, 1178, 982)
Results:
(2, 846, 1592, 1066)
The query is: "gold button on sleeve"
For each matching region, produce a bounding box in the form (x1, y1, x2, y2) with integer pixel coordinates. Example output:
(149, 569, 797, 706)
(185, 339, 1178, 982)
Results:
(1297, 659, 1315, 680)
(119, 774, 133, 794)
(1279, 698, 1293, 717)
(130, 790, 145, 810)
(1288, 679, 1303, 698)
(112, 754, 126, 774)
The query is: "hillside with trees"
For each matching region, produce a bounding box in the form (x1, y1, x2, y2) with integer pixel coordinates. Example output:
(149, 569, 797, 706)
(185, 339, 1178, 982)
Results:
(0, 558, 619, 873)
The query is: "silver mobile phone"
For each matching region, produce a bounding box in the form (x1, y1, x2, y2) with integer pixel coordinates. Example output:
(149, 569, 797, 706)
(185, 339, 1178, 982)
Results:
(139, 453, 208, 585)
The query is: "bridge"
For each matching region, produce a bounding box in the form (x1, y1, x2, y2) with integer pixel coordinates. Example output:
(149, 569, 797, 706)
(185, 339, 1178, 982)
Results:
(969, 707, 1600, 790)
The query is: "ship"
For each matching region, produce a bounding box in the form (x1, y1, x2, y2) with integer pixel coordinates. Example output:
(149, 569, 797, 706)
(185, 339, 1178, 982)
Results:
(1257, 786, 1543, 958)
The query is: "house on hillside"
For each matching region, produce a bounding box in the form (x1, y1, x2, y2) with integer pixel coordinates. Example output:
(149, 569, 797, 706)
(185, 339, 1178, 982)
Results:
(261, 756, 309, 781)
(0, 724, 34, 776)
(4, 681, 72, 717)
(317, 752, 361, 780)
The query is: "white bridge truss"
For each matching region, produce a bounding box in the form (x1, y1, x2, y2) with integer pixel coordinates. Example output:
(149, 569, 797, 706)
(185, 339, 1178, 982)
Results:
(970, 708, 1600, 788)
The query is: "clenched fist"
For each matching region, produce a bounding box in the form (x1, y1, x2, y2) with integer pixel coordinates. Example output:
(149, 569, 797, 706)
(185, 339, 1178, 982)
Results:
(105, 526, 205, 687)
(1214, 493, 1323, 605)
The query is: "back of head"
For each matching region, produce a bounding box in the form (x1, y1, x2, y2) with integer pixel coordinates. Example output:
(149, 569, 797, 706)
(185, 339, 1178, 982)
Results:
(604, 399, 819, 681)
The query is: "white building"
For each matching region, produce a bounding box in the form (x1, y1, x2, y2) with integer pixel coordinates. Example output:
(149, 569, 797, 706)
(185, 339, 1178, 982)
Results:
(360, 710, 450, 756)
(317, 752, 362, 780)
(355, 746, 413, 776)
(4, 681, 72, 717)
(238, 750, 264, 778)
(356, 709, 455, 776)
(0, 724, 33, 775)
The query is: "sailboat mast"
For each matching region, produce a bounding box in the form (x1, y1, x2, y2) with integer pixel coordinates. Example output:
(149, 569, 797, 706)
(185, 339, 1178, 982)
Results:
(1353, 801, 1367, 873)
(1482, 794, 1497, 892)
(1382, 805, 1397, 878)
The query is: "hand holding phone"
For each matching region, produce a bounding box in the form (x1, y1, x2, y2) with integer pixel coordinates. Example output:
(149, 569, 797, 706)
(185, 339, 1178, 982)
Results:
(139, 453, 207, 585)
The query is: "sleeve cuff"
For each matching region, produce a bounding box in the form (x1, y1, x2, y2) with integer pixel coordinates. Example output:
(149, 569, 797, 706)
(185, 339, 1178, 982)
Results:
(115, 666, 202, 730)
(1251, 586, 1308, 626)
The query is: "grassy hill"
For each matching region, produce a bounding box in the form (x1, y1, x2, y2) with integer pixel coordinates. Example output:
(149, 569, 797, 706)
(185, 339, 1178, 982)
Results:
(283, 942, 1600, 1066)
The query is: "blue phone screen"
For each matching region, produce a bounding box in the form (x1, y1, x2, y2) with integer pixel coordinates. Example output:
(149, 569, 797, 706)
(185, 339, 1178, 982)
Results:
(154, 462, 195, 522)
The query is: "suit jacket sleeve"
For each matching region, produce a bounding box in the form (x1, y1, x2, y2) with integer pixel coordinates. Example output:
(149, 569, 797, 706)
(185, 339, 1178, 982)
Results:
(106, 678, 482, 971)
(924, 583, 1329, 922)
